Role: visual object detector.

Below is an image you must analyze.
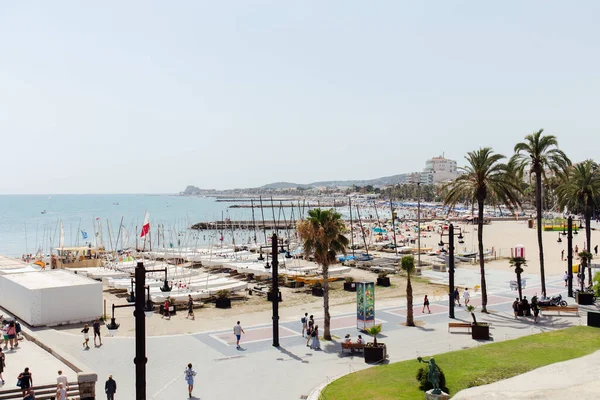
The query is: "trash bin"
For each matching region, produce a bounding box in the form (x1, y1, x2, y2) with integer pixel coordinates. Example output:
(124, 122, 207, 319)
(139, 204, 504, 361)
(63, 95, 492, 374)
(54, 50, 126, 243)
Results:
(528, 219, 534, 229)
(588, 311, 600, 328)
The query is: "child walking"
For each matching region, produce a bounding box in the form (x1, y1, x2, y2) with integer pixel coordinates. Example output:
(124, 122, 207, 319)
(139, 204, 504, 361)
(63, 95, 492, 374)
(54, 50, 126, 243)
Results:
(81, 324, 90, 349)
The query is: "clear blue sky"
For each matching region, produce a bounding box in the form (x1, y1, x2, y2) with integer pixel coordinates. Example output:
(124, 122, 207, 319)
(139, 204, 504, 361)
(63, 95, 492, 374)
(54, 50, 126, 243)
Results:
(1, 1, 598, 194)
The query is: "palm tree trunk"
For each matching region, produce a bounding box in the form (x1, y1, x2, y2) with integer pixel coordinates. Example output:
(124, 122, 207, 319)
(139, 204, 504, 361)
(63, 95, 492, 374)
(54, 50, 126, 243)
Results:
(478, 195, 488, 313)
(516, 269, 523, 301)
(323, 264, 331, 340)
(406, 274, 414, 326)
(586, 213, 592, 286)
(535, 171, 547, 297)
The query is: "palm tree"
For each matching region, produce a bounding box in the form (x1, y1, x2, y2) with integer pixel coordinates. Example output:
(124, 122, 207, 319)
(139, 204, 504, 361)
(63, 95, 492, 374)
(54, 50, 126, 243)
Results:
(556, 160, 600, 286)
(513, 129, 571, 296)
(401, 255, 416, 326)
(443, 148, 522, 312)
(297, 208, 349, 340)
(509, 257, 527, 301)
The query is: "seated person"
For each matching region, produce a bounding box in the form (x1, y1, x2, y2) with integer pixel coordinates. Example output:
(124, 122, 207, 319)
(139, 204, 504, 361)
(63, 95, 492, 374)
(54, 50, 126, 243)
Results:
(344, 334, 352, 343)
(356, 334, 365, 345)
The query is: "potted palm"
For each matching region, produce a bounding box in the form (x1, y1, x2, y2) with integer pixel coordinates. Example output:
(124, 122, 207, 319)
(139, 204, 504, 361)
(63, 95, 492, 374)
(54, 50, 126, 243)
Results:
(343, 276, 356, 292)
(363, 324, 386, 363)
(215, 290, 232, 309)
(311, 281, 324, 297)
(376, 272, 391, 287)
(466, 305, 489, 340)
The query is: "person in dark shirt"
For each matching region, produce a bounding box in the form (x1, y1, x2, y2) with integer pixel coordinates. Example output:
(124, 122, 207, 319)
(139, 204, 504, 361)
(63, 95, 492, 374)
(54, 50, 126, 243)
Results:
(105, 375, 117, 400)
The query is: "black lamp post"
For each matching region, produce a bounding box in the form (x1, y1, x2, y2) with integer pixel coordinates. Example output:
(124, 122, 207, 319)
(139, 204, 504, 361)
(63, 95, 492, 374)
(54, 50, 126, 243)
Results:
(105, 261, 166, 400)
(440, 224, 462, 319)
(257, 235, 281, 347)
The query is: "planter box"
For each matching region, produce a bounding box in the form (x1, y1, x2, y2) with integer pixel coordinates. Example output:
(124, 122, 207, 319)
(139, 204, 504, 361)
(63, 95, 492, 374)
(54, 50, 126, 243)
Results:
(267, 291, 282, 302)
(588, 311, 600, 328)
(364, 343, 387, 363)
(344, 282, 357, 292)
(312, 287, 324, 297)
(376, 277, 391, 287)
(215, 298, 231, 309)
(576, 292, 595, 305)
(471, 323, 490, 340)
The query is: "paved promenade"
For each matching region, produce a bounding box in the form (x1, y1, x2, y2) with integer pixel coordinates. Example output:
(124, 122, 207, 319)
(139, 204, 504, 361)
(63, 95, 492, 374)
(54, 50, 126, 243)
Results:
(19, 271, 590, 399)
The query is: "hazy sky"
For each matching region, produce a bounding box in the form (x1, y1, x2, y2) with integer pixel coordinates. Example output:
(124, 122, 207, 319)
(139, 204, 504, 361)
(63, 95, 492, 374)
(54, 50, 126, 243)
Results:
(1, 1, 598, 194)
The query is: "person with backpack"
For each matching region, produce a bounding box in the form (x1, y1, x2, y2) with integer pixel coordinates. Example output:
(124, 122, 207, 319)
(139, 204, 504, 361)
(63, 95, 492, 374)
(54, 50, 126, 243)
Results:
(17, 367, 32, 397)
(184, 363, 197, 398)
(301, 313, 308, 337)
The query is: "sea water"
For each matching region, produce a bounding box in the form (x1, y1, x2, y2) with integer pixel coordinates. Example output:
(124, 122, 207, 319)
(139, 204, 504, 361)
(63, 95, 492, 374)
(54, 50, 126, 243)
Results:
(0, 195, 258, 257)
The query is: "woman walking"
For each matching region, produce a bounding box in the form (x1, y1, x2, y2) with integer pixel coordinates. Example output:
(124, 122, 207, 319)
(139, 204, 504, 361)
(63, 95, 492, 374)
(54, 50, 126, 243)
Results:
(186, 295, 195, 320)
(17, 367, 32, 396)
(310, 325, 320, 350)
(422, 295, 431, 313)
(81, 324, 90, 350)
(6, 322, 16, 350)
(184, 363, 197, 398)
(56, 382, 67, 400)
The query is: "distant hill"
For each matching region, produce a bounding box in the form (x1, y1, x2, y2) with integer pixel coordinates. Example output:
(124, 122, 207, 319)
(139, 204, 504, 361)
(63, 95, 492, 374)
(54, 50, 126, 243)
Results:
(259, 173, 409, 189)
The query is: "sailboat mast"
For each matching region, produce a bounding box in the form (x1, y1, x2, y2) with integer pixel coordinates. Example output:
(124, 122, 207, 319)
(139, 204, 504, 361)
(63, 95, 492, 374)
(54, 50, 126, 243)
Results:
(251, 199, 257, 244)
(390, 199, 398, 257)
(348, 197, 355, 257)
(355, 205, 369, 256)
(259, 196, 267, 244)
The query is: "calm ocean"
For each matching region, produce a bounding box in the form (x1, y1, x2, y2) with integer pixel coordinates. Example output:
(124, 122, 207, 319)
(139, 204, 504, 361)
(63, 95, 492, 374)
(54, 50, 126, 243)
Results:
(0, 195, 260, 257)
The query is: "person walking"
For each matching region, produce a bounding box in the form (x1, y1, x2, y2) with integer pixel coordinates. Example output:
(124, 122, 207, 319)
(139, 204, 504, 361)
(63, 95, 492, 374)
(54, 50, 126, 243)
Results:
(186, 295, 195, 320)
(301, 313, 308, 337)
(6, 322, 16, 350)
(0, 348, 5, 384)
(17, 367, 32, 397)
(1, 323, 8, 350)
(310, 325, 321, 350)
(233, 321, 245, 349)
(463, 288, 470, 306)
(563, 271, 568, 287)
(595, 245, 598, 256)
(422, 295, 430, 313)
(105, 375, 116, 400)
(56, 382, 67, 400)
(184, 363, 197, 398)
(162, 298, 171, 320)
(512, 298, 519, 318)
(81, 324, 90, 350)
(93, 319, 102, 347)
(306, 315, 314, 347)
(56, 370, 68, 390)
(453, 288, 461, 306)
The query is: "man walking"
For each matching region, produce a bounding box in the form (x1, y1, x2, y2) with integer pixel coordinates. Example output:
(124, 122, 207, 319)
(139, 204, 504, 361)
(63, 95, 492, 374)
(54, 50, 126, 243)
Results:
(105, 375, 116, 400)
(56, 370, 68, 391)
(301, 313, 308, 337)
(93, 318, 102, 347)
(233, 321, 245, 349)
(463, 288, 470, 306)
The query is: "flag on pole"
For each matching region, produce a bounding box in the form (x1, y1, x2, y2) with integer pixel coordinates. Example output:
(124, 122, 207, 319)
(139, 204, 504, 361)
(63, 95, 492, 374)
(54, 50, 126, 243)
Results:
(81, 230, 88, 240)
(140, 212, 150, 238)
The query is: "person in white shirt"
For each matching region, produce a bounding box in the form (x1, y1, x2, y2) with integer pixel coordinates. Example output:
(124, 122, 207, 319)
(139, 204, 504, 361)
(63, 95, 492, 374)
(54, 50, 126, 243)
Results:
(56, 370, 68, 390)
(56, 382, 67, 400)
(233, 321, 245, 349)
(463, 288, 470, 306)
(344, 334, 352, 343)
(356, 335, 365, 345)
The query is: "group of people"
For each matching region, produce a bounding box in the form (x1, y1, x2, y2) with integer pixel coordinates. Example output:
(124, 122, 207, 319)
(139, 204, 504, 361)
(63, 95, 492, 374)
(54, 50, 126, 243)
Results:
(1, 318, 22, 351)
(301, 313, 321, 350)
(453, 287, 471, 306)
(81, 318, 102, 350)
(512, 295, 541, 322)
(344, 333, 365, 352)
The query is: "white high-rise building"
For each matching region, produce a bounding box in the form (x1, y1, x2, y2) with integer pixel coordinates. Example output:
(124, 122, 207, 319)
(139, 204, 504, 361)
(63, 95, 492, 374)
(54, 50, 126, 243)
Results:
(422, 155, 458, 183)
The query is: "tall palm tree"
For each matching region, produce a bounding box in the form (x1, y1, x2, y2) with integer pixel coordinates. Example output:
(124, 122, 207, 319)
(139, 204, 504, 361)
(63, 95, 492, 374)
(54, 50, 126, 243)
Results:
(513, 129, 571, 296)
(556, 160, 600, 285)
(401, 255, 416, 326)
(443, 148, 522, 312)
(297, 208, 349, 340)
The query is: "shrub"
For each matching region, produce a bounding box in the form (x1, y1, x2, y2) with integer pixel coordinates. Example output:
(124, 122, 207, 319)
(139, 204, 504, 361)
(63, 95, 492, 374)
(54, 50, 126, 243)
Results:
(312, 281, 322, 289)
(215, 290, 230, 300)
(378, 271, 388, 279)
(416, 365, 448, 393)
(345, 276, 355, 283)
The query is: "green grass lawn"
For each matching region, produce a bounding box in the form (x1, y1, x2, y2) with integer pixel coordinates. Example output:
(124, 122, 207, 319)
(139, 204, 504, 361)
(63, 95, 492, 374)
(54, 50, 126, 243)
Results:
(321, 326, 600, 400)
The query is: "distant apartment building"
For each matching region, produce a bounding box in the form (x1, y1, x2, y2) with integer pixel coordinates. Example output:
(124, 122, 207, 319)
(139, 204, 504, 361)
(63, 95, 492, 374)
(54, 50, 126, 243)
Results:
(406, 155, 458, 185)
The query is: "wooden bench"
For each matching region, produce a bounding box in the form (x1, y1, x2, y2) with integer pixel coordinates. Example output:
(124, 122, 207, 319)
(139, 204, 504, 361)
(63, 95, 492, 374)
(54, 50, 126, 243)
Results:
(341, 342, 365, 353)
(448, 322, 472, 333)
(539, 305, 579, 316)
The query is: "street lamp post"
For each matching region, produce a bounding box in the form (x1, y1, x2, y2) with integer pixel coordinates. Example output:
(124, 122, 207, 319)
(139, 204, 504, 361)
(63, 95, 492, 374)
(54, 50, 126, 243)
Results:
(568, 216, 573, 298)
(271, 233, 280, 347)
(440, 224, 463, 319)
(417, 182, 421, 268)
(105, 262, 168, 400)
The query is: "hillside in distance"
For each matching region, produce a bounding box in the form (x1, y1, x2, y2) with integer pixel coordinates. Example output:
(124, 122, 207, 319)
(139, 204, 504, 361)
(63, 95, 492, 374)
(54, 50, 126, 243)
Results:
(259, 173, 408, 189)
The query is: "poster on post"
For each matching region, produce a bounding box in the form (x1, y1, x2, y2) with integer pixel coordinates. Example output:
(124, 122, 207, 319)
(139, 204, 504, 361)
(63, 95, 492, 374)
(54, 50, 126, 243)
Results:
(356, 281, 375, 331)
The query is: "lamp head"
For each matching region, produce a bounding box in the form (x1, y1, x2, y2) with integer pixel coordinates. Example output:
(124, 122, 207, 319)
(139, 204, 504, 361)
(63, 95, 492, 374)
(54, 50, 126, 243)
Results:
(106, 319, 120, 337)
